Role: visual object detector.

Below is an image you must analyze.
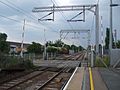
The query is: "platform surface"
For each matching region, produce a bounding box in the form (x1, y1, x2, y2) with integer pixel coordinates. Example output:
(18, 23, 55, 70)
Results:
(63, 67, 84, 90)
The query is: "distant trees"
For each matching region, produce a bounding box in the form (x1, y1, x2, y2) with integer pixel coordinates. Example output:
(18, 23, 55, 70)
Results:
(105, 28, 115, 49)
(46, 40, 84, 54)
(27, 39, 84, 55)
(46, 46, 57, 54)
(27, 42, 43, 54)
(105, 28, 109, 49)
(0, 33, 10, 54)
(116, 40, 120, 48)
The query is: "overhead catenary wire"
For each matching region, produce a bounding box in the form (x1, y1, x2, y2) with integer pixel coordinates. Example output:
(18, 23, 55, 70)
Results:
(0, 14, 44, 31)
(50, 0, 73, 30)
(5, 0, 56, 29)
(0, 0, 59, 33)
(5, 0, 37, 21)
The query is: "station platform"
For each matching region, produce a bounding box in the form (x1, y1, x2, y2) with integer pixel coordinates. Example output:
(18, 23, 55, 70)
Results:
(63, 67, 108, 90)
(63, 67, 84, 90)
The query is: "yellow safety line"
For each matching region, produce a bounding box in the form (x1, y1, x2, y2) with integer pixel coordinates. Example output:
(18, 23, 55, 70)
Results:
(89, 67, 94, 90)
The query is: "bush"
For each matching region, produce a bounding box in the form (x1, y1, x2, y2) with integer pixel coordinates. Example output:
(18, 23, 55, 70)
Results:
(95, 55, 110, 67)
(0, 54, 34, 69)
(20, 59, 34, 69)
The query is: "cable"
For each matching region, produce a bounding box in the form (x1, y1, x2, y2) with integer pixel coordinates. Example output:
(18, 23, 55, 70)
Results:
(50, 0, 73, 30)
(0, 14, 44, 30)
(0, 0, 59, 33)
(5, 0, 36, 21)
(0, 1, 20, 12)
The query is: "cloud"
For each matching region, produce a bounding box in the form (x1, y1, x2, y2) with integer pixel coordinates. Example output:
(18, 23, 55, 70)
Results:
(0, 0, 120, 47)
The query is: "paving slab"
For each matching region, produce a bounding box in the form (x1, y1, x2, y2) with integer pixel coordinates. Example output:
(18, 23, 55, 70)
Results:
(99, 68, 120, 90)
(63, 67, 84, 90)
(92, 68, 108, 90)
(84, 67, 90, 90)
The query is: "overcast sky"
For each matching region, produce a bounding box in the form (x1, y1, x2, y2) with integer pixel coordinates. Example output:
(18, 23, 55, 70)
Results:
(0, 0, 120, 48)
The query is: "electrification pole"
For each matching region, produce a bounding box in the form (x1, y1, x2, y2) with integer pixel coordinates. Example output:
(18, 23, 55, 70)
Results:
(44, 29, 47, 60)
(109, 0, 113, 51)
(101, 16, 104, 57)
(114, 29, 117, 48)
(20, 19, 25, 58)
(95, 4, 99, 55)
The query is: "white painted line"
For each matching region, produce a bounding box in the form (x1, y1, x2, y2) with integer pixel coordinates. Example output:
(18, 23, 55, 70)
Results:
(63, 67, 78, 90)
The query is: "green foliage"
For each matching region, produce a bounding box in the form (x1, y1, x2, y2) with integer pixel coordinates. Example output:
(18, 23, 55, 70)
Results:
(105, 28, 115, 49)
(0, 55, 21, 68)
(78, 45, 84, 51)
(45, 39, 85, 54)
(105, 28, 109, 49)
(54, 39, 64, 47)
(46, 41, 54, 46)
(71, 44, 79, 52)
(116, 40, 120, 48)
(0, 54, 34, 69)
(0, 33, 10, 53)
(64, 44, 70, 50)
(21, 59, 34, 69)
(27, 42, 43, 54)
(46, 46, 57, 53)
(95, 56, 110, 67)
(0, 33, 7, 41)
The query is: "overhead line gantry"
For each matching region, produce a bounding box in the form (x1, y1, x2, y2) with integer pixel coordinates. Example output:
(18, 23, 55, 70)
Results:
(32, 4, 99, 55)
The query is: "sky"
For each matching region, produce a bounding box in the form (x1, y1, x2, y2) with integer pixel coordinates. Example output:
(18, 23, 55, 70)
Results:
(0, 0, 120, 48)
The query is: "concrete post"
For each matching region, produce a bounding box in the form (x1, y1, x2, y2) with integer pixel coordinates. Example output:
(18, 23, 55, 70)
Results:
(91, 50, 95, 67)
(95, 4, 99, 55)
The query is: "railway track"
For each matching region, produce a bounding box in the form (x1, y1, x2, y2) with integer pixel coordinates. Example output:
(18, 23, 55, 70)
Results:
(0, 67, 73, 90)
(65, 52, 86, 61)
(0, 67, 50, 90)
(0, 67, 48, 85)
(37, 67, 72, 90)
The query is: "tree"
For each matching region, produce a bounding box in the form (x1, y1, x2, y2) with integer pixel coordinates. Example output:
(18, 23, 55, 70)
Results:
(105, 28, 115, 49)
(79, 45, 84, 51)
(54, 39, 64, 47)
(0, 33, 10, 53)
(0, 33, 7, 41)
(46, 46, 57, 53)
(27, 42, 43, 54)
(46, 41, 54, 47)
(71, 44, 79, 53)
(105, 28, 109, 49)
(63, 44, 71, 50)
(116, 40, 120, 48)
(46, 39, 84, 54)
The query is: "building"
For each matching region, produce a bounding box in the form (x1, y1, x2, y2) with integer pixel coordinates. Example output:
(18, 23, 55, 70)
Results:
(7, 41, 31, 54)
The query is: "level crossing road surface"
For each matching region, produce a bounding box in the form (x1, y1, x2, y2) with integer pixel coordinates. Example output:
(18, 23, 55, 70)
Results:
(33, 60, 81, 68)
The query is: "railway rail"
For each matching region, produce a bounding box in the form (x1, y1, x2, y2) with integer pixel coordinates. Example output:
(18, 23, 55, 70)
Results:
(37, 67, 72, 90)
(63, 52, 86, 61)
(0, 67, 74, 90)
